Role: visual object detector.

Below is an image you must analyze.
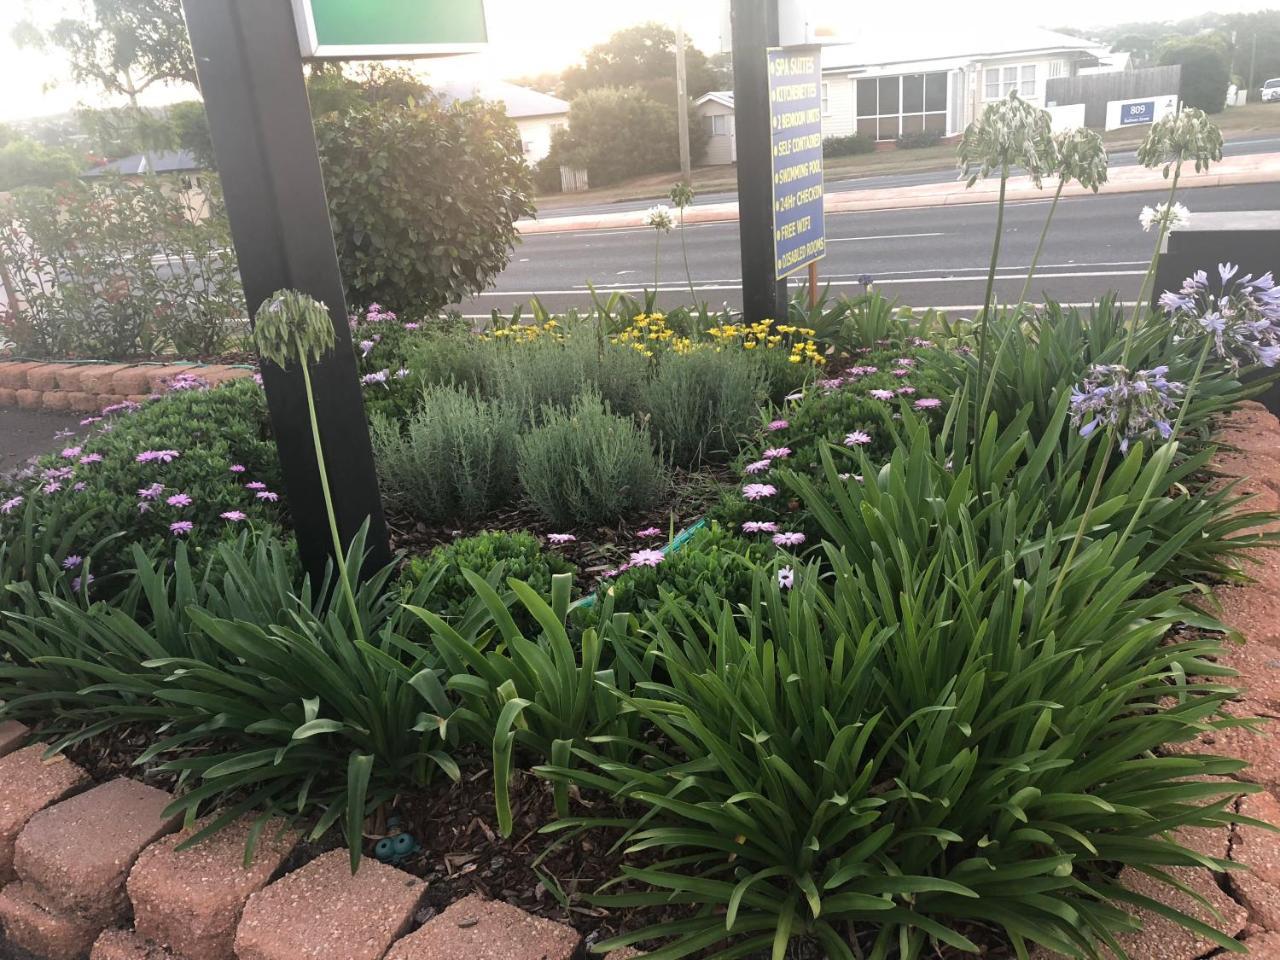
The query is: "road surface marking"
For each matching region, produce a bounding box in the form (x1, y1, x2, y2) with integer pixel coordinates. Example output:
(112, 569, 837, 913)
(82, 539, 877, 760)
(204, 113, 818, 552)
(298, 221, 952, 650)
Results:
(827, 232, 944, 243)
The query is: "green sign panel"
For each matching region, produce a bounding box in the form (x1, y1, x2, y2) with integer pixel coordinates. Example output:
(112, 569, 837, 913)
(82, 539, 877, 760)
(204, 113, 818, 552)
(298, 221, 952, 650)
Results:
(292, 0, 487, 59)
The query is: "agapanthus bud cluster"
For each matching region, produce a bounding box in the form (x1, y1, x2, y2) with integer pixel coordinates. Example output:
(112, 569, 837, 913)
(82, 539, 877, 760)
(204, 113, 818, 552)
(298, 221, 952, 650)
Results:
(957, 91, 1056, 188)
(1070, 363, 1184, 452)
(1160, 264, 1280, 370)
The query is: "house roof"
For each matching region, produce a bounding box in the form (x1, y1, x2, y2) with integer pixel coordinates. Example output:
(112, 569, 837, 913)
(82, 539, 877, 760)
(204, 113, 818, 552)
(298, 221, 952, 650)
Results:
(435, 79, 570, 119)
(695, 91, 735, 109)
(821, 25, 1103, 72)
(83, 149, 203, 177)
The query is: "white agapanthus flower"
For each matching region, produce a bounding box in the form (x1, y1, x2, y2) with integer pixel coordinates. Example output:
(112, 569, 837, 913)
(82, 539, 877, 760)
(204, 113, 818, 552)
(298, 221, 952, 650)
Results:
(1138, 202, 1191, 233)
(644, 204, 673, 232)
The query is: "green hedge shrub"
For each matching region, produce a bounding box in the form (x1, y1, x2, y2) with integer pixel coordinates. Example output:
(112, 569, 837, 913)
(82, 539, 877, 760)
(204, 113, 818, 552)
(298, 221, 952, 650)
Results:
(517, 391, 667, 526)
(371, 384, 521, 524)
(822, 133, 875, 157)
(642, 348, 767, 467)
(897, 129, 942, 149)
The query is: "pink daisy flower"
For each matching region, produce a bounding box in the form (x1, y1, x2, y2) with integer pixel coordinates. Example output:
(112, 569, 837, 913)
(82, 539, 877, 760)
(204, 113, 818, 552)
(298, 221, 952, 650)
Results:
(136, 449, 180, 464)
(1, 496, 23, 515)
(169, 521, 194, 536)
(166, 493, 193, 508)
(547, 533, 576, 545)
(138, 483, 165, 500)
(220, 511, 248, 522)
(844, 431, 872, 446)
(245, 481, 267, 491)
(896, 386, 917, 396)
(914, 398, 943, 410)
(869, 389, 895, 401)
(256, 490, 280, 502)
(772, 531, 806, 548)
(42, 481, 62, 495)
(629, 549, 665, 568)
(60, 446, 82, 459)
(766, 420, 789, 431)
(777, 566, 795, 589)
(635, 527, 662, 538)
(762, 447, 791, 460)
(742, 483, 778, 501)
(744, 459, 772, 475)
(742, 520, 779, 534)
(78, 453, 102, 465)
(229, 464, 246, 474)
(892, 368, 911, 377)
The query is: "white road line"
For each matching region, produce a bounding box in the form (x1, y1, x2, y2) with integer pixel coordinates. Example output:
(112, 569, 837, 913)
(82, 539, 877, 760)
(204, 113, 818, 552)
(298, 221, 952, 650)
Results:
(456, 302, 1140, 319)
(480, 267, 1147, 298)
(827, 232, 945, 243)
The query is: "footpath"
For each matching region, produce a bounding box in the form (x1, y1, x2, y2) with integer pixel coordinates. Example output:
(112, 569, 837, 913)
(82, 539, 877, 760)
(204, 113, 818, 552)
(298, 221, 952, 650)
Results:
(517, 151, 1280, 236)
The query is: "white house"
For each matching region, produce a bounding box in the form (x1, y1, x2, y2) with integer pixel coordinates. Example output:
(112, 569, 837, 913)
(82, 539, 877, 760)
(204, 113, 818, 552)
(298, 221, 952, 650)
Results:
(696, 25, 1114, 163)
(434, 79, 570, 163)
(695, 91, 737, 165)
(819, 26, 1107, 143)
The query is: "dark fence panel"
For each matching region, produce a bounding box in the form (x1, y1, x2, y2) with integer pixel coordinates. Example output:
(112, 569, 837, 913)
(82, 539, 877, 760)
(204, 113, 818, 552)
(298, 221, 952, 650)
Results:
(1046, 65, 1182, 128)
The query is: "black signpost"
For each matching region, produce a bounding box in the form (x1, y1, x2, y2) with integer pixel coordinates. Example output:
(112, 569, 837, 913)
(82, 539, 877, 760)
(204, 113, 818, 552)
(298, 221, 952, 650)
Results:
(731, 0, 789, 324)
(181, 0, 391, 582)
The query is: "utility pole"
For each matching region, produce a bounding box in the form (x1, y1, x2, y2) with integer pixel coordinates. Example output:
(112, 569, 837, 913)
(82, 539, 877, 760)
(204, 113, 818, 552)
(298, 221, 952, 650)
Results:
(731, 0, 788, 324)
(675, 19, 692, 185)
(1248, 31, 1258, 101)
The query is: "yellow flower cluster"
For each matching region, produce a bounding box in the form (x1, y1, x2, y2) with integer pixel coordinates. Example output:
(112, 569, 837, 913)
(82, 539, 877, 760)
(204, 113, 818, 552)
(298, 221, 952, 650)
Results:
(706, 318, 823, 365)
(481, 319, 562, 343)
(609, 313, 696, 359)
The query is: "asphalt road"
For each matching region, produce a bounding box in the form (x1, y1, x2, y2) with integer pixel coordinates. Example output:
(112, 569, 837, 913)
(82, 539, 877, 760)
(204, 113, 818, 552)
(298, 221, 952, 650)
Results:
(0, 407, 82, 477)
(540, 135, 1280, 218)
(460, 181, 1279, 318)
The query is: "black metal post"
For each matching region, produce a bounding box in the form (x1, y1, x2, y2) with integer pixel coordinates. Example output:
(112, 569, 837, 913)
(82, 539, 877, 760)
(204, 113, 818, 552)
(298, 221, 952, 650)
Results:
(181, 0, 391, 582)
(731, 0, 789, 324)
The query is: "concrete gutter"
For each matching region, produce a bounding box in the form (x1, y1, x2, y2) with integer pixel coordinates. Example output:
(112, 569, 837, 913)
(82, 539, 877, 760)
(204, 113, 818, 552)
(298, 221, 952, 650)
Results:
(517, 152, 1280, 236)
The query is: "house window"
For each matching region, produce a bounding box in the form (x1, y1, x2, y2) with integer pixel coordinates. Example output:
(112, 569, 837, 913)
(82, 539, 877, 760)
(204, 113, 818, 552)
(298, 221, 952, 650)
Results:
(985, 63, 1039, 100)
(854, 70, 949, 141)
(706, 114, 729, 136)
(1048, 60, 1064, 79)
(821, 81, 830, 115)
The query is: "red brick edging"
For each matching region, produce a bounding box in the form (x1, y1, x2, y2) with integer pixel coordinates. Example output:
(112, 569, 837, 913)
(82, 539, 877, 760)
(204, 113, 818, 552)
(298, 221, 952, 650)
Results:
(0, 360, 252, 414)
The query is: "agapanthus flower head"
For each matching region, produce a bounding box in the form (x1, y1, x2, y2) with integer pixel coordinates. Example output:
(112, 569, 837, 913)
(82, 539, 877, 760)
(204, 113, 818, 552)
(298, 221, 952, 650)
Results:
(547, 533, 576, 545)
(777, 566, 795, 589)
(629, 548, 665, 567)
(744, 459, 772, 475)
(958, 91, 1056, 189)
(1138, 202, 1190, 233)
(742, 483, 778, 501)
(1070, 363, 1184, 452)
(62, 554, 82, 570)
(742, 520, 779, 534)
(844, 430, 872, 446)
(1053, 126, 1109, 192)
(644, 204, 674, 232)
(169, 520, 194, 536)
(253, 289, 336, 369)
(669, 180, 695, 210)
(1161, 264, 1280, 371)
(772, 531, 806, 547)
(1136, 106, 1223, 176)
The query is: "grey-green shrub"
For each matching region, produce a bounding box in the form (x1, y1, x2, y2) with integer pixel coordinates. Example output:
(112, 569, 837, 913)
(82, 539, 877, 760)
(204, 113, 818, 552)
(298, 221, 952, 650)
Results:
(517, 391, 666, 526)
(402, 331, 493, 394)
(371, 384, 520, 523)
(489, 325, 649, 421)
(641, 347, 767, 467)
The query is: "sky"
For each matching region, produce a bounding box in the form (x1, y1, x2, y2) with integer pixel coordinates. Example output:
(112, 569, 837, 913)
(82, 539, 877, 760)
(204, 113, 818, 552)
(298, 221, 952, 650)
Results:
(0, 0, 1275, 123)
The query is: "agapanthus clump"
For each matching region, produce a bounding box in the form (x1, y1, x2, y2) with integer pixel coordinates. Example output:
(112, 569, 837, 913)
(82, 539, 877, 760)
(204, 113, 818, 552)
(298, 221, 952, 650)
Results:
(1070, 364, 1185, 452)
(1161, 264, 1280, 371)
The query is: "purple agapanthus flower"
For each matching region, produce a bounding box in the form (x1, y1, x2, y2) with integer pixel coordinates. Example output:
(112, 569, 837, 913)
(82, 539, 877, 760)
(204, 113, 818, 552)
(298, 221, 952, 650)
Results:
(742, 520, 779, 534)
(169, 521, 194, 536)
(1070, 363, 1184, 453)
(1161, 264, 1280, 370)
(742, 483, 778, 501)
(629, 549, 665, 567)
(62, 555, 82, 570)
(772, 531, 806, 547)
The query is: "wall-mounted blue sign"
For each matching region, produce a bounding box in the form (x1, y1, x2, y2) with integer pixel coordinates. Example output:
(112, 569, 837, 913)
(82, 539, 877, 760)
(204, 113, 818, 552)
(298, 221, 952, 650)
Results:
(1120, 100, 1155, 125)
(767, 45, 825, 280)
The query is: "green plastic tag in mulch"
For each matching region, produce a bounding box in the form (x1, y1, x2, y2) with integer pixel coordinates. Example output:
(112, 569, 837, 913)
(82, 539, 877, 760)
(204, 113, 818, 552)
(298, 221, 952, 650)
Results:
(575, 517, 708, 610)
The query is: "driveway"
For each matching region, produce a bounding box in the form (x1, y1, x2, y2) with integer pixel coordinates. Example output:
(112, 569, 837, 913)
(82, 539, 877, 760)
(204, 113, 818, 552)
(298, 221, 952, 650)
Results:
(0, 407, 82, 476)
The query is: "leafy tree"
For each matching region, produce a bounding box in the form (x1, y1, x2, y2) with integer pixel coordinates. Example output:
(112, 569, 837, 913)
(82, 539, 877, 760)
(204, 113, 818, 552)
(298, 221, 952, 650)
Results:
(0, 125, 17, 150)
(561, 22, 720, 102)
(314, 95, 535, 317)
(14, 0, 195, 105)
(0, 138, 81, 191)
(78, 105, 174, 158)
(553, 86, 707, 187)
(306, 64, 429, 118)
(168, 101, 214, 168)
(1158, 35, 1231, 113)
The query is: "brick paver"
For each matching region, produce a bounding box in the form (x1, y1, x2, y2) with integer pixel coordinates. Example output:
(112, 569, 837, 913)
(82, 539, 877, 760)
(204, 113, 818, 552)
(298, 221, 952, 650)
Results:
(90, 929, 182, 960)
(233, 849, 425, 960)
(14, 778, 178, 924)
(0, 880, 101, 960)
(128, 815, 297, 960)
(386, 894, 581, 960)
(0, 745, 90, 883)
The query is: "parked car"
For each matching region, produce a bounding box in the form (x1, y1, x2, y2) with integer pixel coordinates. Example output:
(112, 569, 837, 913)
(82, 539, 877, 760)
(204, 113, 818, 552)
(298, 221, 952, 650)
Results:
(1264, 78, 1280, 103)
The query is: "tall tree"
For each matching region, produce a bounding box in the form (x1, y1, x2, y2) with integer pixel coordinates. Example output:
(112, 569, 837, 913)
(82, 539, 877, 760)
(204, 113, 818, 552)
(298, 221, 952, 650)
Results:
(561, 22, 721, 102)
(13, 0, 195, 105)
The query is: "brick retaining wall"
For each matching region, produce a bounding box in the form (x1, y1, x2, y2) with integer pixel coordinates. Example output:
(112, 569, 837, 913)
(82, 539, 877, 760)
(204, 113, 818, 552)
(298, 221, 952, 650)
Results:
(0, 361, 253, 414)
